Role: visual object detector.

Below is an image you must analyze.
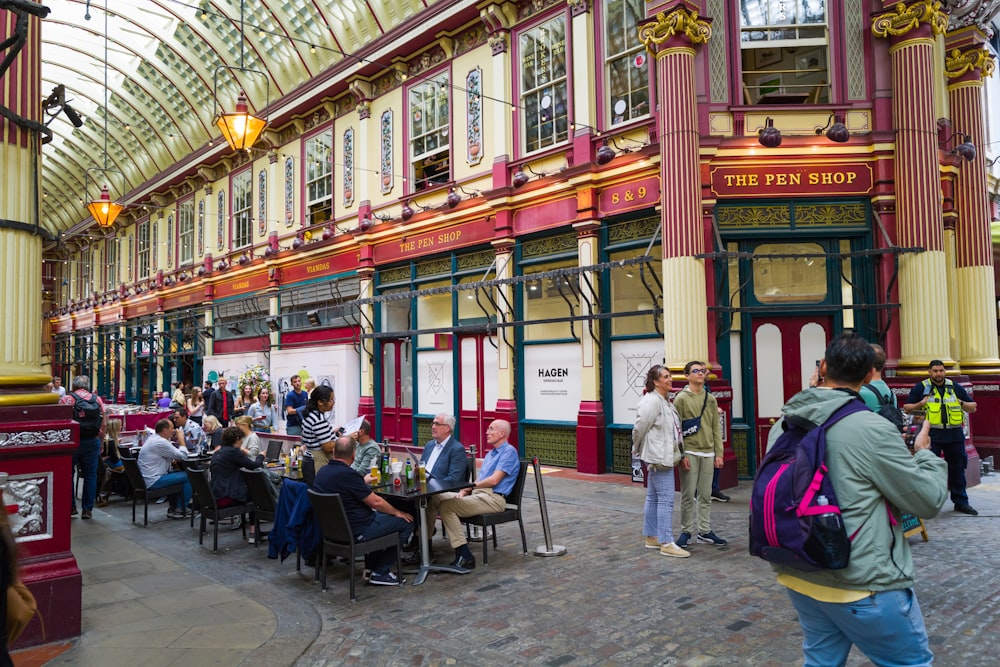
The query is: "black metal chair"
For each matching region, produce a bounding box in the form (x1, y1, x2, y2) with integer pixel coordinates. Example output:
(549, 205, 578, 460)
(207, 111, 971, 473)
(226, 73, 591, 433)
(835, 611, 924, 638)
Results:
(120, 456, 184, 526)
(241, 469, 278, 549)
(184, 468, 253, 553)
(460, 460, 529, 565)
(307, 490, 403, 601)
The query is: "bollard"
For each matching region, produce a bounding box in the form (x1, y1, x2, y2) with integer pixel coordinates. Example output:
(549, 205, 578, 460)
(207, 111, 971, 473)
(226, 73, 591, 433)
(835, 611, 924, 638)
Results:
(532, 456, 566, 557)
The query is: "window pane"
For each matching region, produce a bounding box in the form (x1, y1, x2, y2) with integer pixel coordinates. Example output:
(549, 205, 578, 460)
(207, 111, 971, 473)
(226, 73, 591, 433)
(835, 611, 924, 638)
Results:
(752, 242, 827, 303)
(233, 171, 253, 249)
(178, 200, 194, 265)
(305, 131, 332, 225)
(416, 279, 451, 347)
(520, 17, 568, 153)
(410, 72, 451, 191)
(605, 0, 650, 126)
(609, 247, 661, 336)
(523, 258, 577, 340)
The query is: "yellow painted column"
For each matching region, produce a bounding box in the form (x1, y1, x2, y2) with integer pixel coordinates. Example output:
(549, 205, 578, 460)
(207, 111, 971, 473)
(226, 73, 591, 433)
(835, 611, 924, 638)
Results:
(0, 7, 56, 405)
(945, 40, 1000, 372)
(575, 222, 600, 401)
(873, 1, 954, 370)
(640, 5, 710, 372)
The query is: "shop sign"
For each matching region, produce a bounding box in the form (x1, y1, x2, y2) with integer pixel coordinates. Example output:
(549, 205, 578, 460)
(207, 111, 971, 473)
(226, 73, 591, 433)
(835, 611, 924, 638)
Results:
(96, 305, 122, 325)
(710, 163, 873, 198)
(51, 317, 72, 334)
(163, 289, 201, 312)
(374, 218, 493, 264)
(513, 197, 577, 234)
(523, 343, 581, 422)
(282, 252, 358, 284)
(73, 311, 95, 330)
(214, 272, 269, 297)
(124, 297, 160, 319)
(598, 176, 660, 216)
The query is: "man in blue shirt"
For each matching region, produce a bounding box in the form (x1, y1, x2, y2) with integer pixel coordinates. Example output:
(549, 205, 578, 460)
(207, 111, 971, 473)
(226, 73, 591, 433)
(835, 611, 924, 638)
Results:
(313, 435, 413, 586)
(283, 375, 308, 436)
(430, 419, 520, 570)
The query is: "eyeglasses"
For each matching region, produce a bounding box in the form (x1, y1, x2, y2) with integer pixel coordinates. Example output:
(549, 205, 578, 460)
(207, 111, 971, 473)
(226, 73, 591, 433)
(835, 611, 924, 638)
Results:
(689, 368, 707, 374)
(431, 421, 447, 427)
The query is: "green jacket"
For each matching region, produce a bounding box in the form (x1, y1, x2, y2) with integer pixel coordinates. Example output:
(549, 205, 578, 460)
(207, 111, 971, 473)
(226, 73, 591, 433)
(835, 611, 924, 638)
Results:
(766, 387, 947, 592)
(673, 387, 723, 457)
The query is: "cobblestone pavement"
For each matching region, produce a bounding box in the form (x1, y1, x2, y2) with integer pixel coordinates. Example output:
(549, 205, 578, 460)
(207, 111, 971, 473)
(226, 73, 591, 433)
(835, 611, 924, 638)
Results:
(55, 469, 1000, 666)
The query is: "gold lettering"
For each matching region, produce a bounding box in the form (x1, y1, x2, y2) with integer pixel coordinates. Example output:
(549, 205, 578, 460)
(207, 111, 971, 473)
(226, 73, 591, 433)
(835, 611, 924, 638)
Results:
(637, 186, 646, 198)
(306, 262, 330, 274)
(400, 240, 416, 252)
(438, 230, 462, 243)
(231, 280, 250, 291)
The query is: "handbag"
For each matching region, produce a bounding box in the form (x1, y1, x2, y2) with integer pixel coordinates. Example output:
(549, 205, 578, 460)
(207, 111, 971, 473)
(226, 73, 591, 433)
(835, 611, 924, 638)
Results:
(680, 391, 709, 438)
(6, 578, 38, 644)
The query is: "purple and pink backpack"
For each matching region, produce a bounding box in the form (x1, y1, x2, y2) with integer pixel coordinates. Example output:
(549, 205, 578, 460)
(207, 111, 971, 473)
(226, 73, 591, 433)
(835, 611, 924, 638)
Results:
(749, 399, 868, 571)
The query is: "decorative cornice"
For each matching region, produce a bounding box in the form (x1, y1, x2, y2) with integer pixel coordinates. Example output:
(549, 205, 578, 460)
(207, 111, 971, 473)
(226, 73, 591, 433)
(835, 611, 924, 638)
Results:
(488, 32, 508, 55)
(872, 1, 949, 39)
(639, 7, 711, 53)
(945, 46, 996, 78)
(0, 430, 71, 446)
(567, 0, 589, 17)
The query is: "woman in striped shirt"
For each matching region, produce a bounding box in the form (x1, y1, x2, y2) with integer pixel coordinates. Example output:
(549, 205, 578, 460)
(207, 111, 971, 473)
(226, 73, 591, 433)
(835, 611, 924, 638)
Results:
(300, 385, 337, 469)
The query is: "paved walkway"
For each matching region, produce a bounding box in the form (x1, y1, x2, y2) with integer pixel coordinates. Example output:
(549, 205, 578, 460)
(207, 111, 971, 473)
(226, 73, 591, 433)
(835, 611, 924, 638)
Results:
(18, 468, 1000, 666)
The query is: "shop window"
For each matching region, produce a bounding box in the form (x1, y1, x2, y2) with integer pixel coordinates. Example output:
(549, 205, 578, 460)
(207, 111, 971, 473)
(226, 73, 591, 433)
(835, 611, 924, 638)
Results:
(519, 15, 569, 154)
(137, 219, 150, 279)
(523, 258, 577, 341)
(457, 275, 496, 326)
(839, 239, 855, 329)
(740, 0, 829, 105)
(232, 169, 253, 250)
(604, 0, 650, 127)
(609, 247, 661, 336)
(409, 72, 451, 191)
(416, 279, 452, 347)
(80, 248, 92, 299)
(104, 236, 118, 292)
(213, 296, 266, 340)
(381, 287, 412, 334)
(752, 242, 827, 303)
(305, 131, 332, 225)
(178, 199, 194, 265)
(280, 276, 360, 330)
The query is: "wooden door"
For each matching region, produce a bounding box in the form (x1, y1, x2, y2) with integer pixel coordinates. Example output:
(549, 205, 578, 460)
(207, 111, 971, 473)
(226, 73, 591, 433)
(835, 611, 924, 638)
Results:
(751, 316, 832, 470)
(458, 334, 499, 453)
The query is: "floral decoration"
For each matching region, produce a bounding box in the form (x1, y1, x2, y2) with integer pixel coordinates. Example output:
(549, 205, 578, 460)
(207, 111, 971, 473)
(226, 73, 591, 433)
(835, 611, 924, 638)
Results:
(238, 364, 274, 405)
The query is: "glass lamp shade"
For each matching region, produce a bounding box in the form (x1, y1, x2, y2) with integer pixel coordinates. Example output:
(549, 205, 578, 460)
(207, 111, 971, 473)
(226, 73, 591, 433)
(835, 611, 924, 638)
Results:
(216, 92, 266, 151)
(87, 185, 123, 228)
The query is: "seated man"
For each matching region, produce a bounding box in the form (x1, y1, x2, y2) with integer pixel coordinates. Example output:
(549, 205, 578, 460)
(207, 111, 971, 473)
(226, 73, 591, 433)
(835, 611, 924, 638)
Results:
(420, 413, 467, 485)
(172, 407, 206, 455)
(313, 435, 414, 586)
(430, 419, 520, 570)
(137, 418, 192, 519)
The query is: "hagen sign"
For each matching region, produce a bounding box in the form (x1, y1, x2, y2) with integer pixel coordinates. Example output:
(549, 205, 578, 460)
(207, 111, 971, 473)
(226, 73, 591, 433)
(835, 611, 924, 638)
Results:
(710, 163, 873, 198)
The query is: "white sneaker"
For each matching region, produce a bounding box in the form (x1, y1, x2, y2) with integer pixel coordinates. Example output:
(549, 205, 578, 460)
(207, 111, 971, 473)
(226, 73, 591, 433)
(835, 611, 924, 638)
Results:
(659, 542, 691, 558)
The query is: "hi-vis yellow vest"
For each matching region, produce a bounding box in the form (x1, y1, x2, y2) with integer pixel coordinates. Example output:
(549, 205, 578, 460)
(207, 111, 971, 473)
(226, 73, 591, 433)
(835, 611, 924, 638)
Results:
(921, 379, 964, 429)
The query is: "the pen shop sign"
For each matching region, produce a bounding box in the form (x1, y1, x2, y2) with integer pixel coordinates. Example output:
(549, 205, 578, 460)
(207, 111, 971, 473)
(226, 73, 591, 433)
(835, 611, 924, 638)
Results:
(710, 163, 873, 198)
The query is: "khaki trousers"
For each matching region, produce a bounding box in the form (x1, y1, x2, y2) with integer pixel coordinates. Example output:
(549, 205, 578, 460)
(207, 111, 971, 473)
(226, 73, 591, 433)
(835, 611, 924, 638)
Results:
(430, 489, 507, 548)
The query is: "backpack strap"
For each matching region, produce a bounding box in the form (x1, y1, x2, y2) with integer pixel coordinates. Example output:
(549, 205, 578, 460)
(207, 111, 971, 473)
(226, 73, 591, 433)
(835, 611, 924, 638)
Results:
(863, 383, 891, 406)
(798, 399, 869, 515)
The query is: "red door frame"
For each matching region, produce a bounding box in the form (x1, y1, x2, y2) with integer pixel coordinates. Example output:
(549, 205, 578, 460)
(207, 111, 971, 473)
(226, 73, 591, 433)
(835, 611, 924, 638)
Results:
(380, 339, 413, 444)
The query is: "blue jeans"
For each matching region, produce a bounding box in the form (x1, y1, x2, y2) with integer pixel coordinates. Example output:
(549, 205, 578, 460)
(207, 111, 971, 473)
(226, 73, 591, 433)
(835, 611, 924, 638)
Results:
(787, 588, 932, 667)
(358, 512, 413, 575)
(72, 436, 102, 512)
(286, 425, 302, 436)
(149, 472, 192, 511)
(642, 467, 677, 545)
(931, 440, 968, 505)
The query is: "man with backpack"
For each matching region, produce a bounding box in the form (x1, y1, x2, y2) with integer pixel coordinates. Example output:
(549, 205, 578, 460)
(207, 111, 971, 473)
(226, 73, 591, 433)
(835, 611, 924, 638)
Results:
(759, 333, 946, 666)
(60, 375, 106, 520)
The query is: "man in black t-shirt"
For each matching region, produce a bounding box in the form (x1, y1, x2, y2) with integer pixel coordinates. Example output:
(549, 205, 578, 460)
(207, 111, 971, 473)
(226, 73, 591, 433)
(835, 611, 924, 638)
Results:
(313, 436, 413, 585)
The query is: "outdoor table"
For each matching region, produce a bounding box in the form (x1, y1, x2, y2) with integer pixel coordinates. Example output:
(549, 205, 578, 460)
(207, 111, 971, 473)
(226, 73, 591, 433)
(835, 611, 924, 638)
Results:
(375, 477, 473, 585)
(269, 464, 305, 482)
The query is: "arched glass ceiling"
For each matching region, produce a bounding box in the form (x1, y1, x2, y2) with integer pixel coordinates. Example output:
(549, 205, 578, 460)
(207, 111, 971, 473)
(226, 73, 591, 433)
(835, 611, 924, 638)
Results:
(37, 0, 430, 237)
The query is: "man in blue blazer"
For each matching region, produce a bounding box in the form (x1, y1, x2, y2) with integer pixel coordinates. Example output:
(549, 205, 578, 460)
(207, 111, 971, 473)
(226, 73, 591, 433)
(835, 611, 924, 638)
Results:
(420, 413, 468, 485)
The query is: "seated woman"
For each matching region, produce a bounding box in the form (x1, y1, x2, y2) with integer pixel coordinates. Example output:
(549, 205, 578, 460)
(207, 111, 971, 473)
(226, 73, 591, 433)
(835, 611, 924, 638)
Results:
(210, 426, 267, 542)
(233, 416, 263, 458)
(202, 415, 223, 452)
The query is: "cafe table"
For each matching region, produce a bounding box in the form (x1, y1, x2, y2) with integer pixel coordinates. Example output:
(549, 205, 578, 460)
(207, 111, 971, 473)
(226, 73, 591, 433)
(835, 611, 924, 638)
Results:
(375, 477, 473, 585)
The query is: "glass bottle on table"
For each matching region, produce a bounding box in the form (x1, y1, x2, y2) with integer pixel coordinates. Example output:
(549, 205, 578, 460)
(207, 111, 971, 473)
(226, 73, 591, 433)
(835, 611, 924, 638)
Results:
(405, 459, 414, 487)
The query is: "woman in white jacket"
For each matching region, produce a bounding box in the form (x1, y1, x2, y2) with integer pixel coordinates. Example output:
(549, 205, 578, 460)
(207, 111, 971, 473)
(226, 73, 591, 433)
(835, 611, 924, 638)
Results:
(632, 365, 690, 558)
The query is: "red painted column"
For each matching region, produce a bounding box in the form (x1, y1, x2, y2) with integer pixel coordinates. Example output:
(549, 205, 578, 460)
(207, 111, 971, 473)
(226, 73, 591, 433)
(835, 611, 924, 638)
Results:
(1, 4, 83, 647)
(872, 2, 954, 370)
(640, 4, 712, 372)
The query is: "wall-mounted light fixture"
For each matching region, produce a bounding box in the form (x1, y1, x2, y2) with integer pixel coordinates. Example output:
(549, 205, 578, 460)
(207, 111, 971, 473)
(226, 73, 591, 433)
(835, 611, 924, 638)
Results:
(814, 114, 850, 143)
(945, 132, 976, 162)
(265, 316, 281, 332)
(306, 310, 322, 327)
(758, 117, 782, 148)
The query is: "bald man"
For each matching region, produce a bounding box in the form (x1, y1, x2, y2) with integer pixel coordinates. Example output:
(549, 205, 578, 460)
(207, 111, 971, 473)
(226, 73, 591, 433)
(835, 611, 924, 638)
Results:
(429, 419, 520, 570)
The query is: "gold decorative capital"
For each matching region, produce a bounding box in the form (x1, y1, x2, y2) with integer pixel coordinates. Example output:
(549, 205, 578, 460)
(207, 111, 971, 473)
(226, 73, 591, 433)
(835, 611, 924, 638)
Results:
(945, 47, 995, 79)
(872, 1, 949, 40)
(639, 7, 711, 53)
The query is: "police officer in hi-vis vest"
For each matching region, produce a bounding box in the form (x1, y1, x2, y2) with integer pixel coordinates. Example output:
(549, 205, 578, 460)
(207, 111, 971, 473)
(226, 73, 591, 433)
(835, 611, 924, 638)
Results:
(903, 360, 978, 515)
